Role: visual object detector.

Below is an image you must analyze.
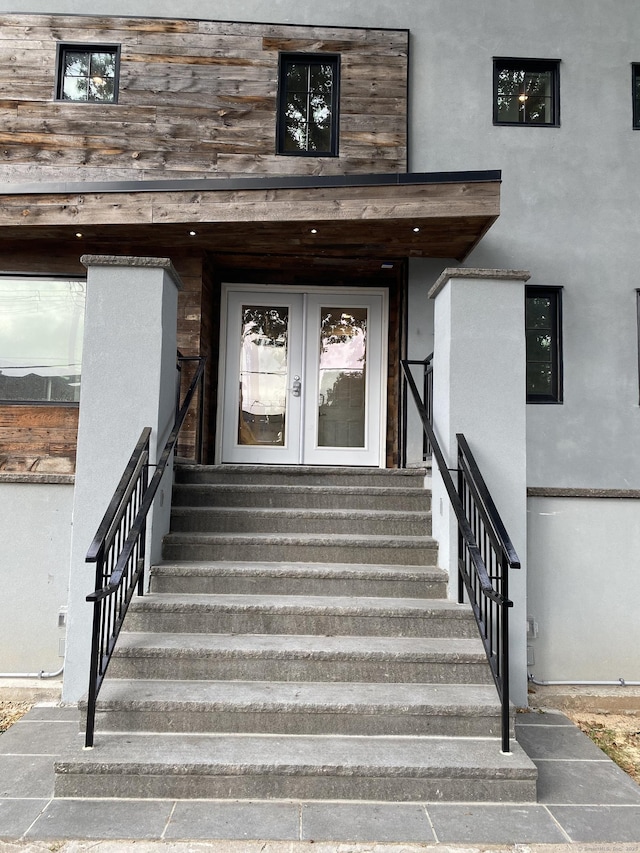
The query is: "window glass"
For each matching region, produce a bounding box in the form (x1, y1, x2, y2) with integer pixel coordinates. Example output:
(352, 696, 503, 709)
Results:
(278, 54, 339, 155)
(0, 278, 85, 403)
(495, 59, 559, 126)
(58, 45, 118, 103)
(633, 65, 640, 129)
(525, 288, 562, 402)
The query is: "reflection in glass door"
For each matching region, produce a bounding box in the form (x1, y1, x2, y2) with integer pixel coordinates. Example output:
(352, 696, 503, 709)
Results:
(317, 307, 367, 448)
(220, 287, 386, 466)
(238, 305, 289, 448)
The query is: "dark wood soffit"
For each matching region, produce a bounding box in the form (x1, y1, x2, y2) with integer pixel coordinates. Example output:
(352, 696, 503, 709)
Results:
(0, 175, 500, 262)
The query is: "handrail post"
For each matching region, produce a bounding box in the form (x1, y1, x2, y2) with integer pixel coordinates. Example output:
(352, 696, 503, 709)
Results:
(137, 461, 148, 597)
(197, 365, 205, 464)
(500, 552, 511, 753)
(85, 555, 104, 748)
(457, 446, 464, 606)
(401, 367, 408, 468)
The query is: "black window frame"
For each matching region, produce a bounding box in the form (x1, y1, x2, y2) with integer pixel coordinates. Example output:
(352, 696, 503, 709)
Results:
(633, 64, 640, 129)
(636, 291, 640, 403)
(525, 286, 563, 404)
(276, 52, 340, 157)
(494, 58, 560, 127)
(55, 43, 121, 104)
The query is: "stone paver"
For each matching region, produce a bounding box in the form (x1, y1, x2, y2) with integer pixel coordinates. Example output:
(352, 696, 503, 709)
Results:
(426, 803, 568, 844)
(547, 805, 640, 843)
(165, 801, 300, 840)
(25, 800, 174, 840)
(301, 801, 434, 842)
(0, 799, 49, 839)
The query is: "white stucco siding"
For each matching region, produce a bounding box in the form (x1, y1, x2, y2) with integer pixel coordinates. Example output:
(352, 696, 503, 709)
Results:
(0, 480, 73, 672)
(527, 495, 640, 682)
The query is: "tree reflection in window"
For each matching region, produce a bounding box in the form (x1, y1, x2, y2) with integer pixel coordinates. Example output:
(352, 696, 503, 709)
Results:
(238, 306, 289, 446)
(58, 46, 118, 103)
(279, 55, 339, 155)
(318, 308, 367, 447)
(495, 59, 559, 126)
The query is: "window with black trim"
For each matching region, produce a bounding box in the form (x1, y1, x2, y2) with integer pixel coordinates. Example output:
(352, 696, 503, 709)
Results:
(633, 65, 640, 128)
(525, 287, 563, 403)
(277, 53, 339, 155)
(56, 44, 119, 103)
(494, 58, 560, 126)
(636, 291, 640, 403)
(0, 276, 85, 404)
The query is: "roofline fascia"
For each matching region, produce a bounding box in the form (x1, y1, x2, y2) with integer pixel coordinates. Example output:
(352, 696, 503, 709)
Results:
(1, 170, 502, 197)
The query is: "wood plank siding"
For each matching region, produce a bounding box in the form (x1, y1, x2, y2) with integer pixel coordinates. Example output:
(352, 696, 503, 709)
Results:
(0, 14, 408, 184)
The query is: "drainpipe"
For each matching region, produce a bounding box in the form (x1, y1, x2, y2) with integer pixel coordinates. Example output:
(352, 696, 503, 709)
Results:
(529, 673, 640, 687)
(0, 665, 64, 679)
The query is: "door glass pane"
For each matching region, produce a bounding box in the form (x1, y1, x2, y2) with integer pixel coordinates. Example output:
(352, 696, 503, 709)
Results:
(238, 305, 288, 446)
(317, 307, 367, 448)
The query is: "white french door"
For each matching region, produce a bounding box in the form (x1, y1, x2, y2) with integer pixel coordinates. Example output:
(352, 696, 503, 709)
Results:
(219, 285, 387, 466)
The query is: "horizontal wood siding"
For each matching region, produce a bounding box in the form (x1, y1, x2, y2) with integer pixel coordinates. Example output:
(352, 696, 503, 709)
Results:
(0, 405, 79, 474)
(0, 14, 408, 184)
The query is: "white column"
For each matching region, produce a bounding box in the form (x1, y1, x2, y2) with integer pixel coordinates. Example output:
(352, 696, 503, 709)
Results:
(63, 256, 182, 703)
(430, 268, 530, 706)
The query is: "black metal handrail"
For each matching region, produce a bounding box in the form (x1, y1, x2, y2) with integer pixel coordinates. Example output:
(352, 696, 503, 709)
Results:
(176, 353, 206, 463)
(84, 355, 206, 747)
(400, 357, 520, 753)
(401, 356, 433, 465)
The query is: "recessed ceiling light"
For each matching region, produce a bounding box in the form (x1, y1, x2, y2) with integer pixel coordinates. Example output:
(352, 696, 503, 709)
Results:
(75, 232, 83, 238)
(413, 226, 420, 233)
(310, 228, 318, 234)
(189, 230, 197, 236)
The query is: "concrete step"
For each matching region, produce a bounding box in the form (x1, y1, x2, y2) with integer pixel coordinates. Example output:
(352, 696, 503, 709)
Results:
(175, 464, 429, 489)
(169, 506, 431, 536)
(88, 679, 508, 737)
(149, 561, 448, 599)
(162, 532, 438, 565)
(125, 593, 476, 638)
(55, 732, 537, 802)
(109, 632, 493, 684)
(171, 483, 431, 512)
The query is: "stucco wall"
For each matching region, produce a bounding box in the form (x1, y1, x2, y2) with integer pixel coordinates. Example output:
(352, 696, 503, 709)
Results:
(0, 478, 72, 672)
(527, 495, 640, 681)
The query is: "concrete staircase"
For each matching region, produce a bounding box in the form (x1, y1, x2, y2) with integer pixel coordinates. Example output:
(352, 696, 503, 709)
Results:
(58, 464, 537, 802)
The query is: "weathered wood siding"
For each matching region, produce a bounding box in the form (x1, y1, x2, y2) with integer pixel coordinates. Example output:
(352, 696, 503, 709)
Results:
(0, 14, 408, 184)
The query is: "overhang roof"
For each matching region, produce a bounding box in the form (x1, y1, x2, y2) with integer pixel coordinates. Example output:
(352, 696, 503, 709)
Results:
(0, 170, 500, 261)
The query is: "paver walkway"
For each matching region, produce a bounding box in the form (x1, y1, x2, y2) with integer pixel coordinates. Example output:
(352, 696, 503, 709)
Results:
(0, 705, 639, 845)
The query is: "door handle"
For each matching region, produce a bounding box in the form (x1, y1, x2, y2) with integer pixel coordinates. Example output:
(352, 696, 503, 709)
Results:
(291, 375, 301, 397)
